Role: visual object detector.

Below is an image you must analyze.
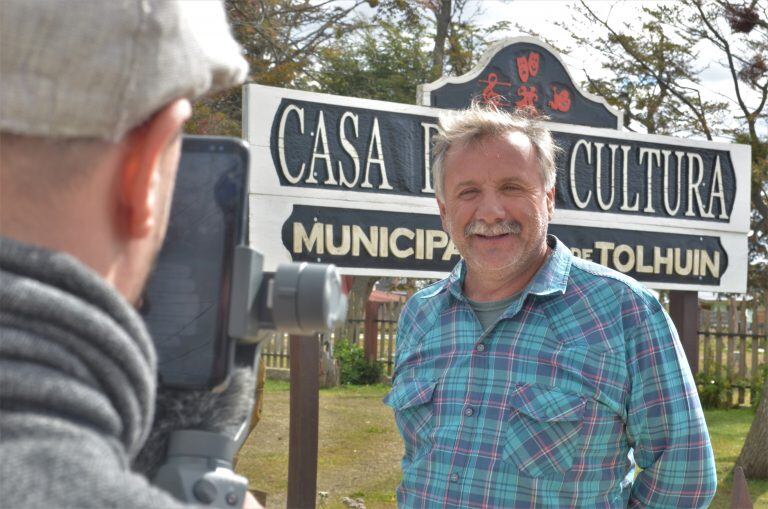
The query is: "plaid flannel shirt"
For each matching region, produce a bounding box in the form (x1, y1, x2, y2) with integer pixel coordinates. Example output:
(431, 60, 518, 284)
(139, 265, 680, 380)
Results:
(385, 236, 716, 508)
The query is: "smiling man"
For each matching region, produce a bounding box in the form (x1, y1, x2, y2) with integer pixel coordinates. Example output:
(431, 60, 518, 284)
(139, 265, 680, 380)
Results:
(385, 106, 716, 508)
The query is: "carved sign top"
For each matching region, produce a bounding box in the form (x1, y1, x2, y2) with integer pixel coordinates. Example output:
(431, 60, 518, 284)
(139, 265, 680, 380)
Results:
(417, 36, 623, 130)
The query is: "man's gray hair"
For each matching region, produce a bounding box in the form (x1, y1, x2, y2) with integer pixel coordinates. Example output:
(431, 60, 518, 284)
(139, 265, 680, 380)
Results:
(431, 105, 559, 201)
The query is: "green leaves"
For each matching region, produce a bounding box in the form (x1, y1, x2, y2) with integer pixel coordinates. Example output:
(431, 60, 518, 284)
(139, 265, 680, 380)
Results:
(334, 340, 383, 385)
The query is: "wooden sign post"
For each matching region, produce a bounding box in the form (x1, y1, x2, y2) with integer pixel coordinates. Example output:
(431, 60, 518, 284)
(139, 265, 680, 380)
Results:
(286, 334, 320, 509)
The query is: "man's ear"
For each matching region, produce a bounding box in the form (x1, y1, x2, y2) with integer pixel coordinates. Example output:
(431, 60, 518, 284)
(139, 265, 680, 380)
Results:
(546, 186, 556, 221)
(116, 99, 191, 238)
(437, 198, 448, 232)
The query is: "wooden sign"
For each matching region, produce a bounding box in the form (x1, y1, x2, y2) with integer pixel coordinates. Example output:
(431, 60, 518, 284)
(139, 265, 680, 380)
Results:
(244, 83, 749, 292)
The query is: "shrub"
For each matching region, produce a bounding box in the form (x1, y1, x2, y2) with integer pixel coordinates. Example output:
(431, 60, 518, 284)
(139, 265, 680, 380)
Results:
(696, 370, 733, 409)
(334, 340, 383, 385)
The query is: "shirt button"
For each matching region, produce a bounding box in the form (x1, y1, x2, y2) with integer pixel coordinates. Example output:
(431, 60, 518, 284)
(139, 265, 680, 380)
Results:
(450, 473, 460, 482)
(476, 343, 486, 352)
(463, 406, 474, 417)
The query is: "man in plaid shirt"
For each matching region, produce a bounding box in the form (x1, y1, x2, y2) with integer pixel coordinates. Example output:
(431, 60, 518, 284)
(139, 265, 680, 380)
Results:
(385, 106, 717, 508)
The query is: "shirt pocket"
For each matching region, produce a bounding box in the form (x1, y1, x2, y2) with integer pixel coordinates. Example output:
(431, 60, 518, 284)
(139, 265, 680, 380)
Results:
(384, 379, 437, 464)
(503, 384, 586, 478)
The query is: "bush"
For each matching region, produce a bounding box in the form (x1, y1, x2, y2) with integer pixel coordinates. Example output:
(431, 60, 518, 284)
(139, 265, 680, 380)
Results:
(696, 370, 733, 409)
(334, 340, 383, 385)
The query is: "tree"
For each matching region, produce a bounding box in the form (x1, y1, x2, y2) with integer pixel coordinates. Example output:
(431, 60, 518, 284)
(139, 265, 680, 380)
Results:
(426, 0, 452, 80)
(739, 373, 768, 478)
(373, 0, 502, 83)
(315, 2, 509, 104)
(186, 0, 374, 136)
(535, 0, 768, 479)
(314, 14, 432, 103)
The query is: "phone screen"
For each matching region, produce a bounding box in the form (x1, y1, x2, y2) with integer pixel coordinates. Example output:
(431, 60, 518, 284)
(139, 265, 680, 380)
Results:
(140, 136, 248, 389)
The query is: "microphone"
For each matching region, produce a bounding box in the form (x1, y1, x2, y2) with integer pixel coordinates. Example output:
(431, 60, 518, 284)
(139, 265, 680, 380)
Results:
(133, 364, 257, 507)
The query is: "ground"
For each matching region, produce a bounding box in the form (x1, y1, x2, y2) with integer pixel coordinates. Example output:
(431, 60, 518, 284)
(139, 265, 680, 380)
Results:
(236, 382, 401, 509)
(236, 380, 768, 508)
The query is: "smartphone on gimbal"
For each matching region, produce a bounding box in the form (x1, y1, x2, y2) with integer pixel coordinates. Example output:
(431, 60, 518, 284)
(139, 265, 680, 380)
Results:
(139, 135, 346, 507)
(139, 135, 249, 390)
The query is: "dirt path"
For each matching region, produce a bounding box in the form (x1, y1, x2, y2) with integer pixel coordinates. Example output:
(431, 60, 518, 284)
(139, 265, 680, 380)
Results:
(236, 383, 402, 509)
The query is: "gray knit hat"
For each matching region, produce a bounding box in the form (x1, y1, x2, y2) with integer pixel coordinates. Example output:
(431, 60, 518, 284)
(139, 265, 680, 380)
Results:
(0, 0, 248, 141)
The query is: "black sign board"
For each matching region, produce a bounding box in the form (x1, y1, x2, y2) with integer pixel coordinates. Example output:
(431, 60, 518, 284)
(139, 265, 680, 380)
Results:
(270, 97, 738, 224)
(281, 205, 727, 287)
(418, 37, 622, 129)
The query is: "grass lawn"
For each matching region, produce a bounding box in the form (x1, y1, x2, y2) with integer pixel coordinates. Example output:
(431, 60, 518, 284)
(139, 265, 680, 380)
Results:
(236, 380, 767, 508)
(705, 409, 768, 508)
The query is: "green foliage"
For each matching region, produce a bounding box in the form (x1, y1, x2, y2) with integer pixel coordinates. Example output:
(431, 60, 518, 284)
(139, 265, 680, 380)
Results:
(187, 0, 372, 135)
(227, 0, 369, 89)
(185, 97, 241, 137)
(697, 369, 734, 410)
(696, 362, 768, 411)
(334, 340, 383, 385)
(315, 17, 432, 104)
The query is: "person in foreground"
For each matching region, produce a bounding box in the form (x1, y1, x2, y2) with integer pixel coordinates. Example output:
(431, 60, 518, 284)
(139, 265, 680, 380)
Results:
(0, 1, 254, 507)
(385, 105, 717, 508)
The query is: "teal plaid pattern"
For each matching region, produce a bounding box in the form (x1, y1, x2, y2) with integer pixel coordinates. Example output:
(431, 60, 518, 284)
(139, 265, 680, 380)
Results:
(385, 236, 716, 508)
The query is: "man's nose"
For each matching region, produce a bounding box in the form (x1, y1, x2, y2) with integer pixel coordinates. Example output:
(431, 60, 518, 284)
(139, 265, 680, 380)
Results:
(474, 192, 506, 223)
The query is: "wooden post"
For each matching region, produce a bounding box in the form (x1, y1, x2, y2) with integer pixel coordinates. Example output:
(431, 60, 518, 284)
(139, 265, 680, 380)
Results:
(750, 299, 760, 406)
(364, 300, 381, 362)
(287, 334, 319, 509)
(669, 290, 700, 374)
(716, 296, 724, 379)
(730, 466, 753, 509)
(728, 297, 738, 405)
(739, 300, 748, 405)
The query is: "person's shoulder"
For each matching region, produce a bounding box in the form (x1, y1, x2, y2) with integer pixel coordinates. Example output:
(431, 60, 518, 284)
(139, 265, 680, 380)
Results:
(398, 278, 450, 332)
(568, 256, 663, 313)
(411, 277, 450, 300)
(403, 277, 449, 312)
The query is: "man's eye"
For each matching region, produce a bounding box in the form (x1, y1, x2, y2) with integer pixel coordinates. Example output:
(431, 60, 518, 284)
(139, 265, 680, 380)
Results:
(502, 184, 519, 192)
(458, 189, 478, 198)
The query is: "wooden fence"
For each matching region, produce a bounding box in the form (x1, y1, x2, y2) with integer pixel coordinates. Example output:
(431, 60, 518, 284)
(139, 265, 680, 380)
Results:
(263, 294, 768, 402)
(262, 301, 402, 375)
(698, 294, 767, 406)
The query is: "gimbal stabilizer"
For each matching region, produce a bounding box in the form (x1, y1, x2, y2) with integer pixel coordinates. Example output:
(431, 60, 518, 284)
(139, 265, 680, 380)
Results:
(153, 246, 347, 507)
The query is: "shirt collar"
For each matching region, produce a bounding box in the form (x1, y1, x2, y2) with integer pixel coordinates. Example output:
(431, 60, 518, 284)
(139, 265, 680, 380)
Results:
(525, 235, 571, 297)
(419, 235, 572, 302)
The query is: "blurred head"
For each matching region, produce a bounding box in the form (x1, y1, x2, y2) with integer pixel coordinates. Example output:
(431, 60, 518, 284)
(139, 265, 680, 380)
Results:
(433, 106, 560, 294)
(0, 0, 247, 303)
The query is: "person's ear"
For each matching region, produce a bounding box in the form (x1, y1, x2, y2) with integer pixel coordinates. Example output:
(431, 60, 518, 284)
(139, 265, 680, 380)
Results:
(546, 186, 556, 221)
(437, 197, 448, 232)
(115, 98, 191, 238)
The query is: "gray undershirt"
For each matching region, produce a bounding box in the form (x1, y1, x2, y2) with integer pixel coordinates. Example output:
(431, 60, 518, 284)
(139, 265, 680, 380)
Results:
(467, 293, 520, 332)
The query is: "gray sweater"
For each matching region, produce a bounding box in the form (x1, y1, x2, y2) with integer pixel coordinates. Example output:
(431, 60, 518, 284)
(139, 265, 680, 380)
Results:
(0, 237, 192, 508)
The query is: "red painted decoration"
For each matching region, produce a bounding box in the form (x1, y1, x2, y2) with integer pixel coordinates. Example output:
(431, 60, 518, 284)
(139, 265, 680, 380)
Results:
(478, 72, 511, 107)
(516, 52, 540, 83)
(549, 86, 571, 112)
(515, 85, 538, 110)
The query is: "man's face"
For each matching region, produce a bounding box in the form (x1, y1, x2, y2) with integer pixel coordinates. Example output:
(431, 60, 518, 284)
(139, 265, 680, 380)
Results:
(438, 131, 554, 283)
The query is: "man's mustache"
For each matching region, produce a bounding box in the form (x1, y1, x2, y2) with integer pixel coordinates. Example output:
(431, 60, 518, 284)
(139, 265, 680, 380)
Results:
(465, 220, 521, 237)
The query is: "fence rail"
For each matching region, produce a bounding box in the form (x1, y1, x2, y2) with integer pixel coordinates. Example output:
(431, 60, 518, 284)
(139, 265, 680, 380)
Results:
(698, 294, 767, 406)
(262, 295, 768, 403)
(261, 320, 400, 373)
